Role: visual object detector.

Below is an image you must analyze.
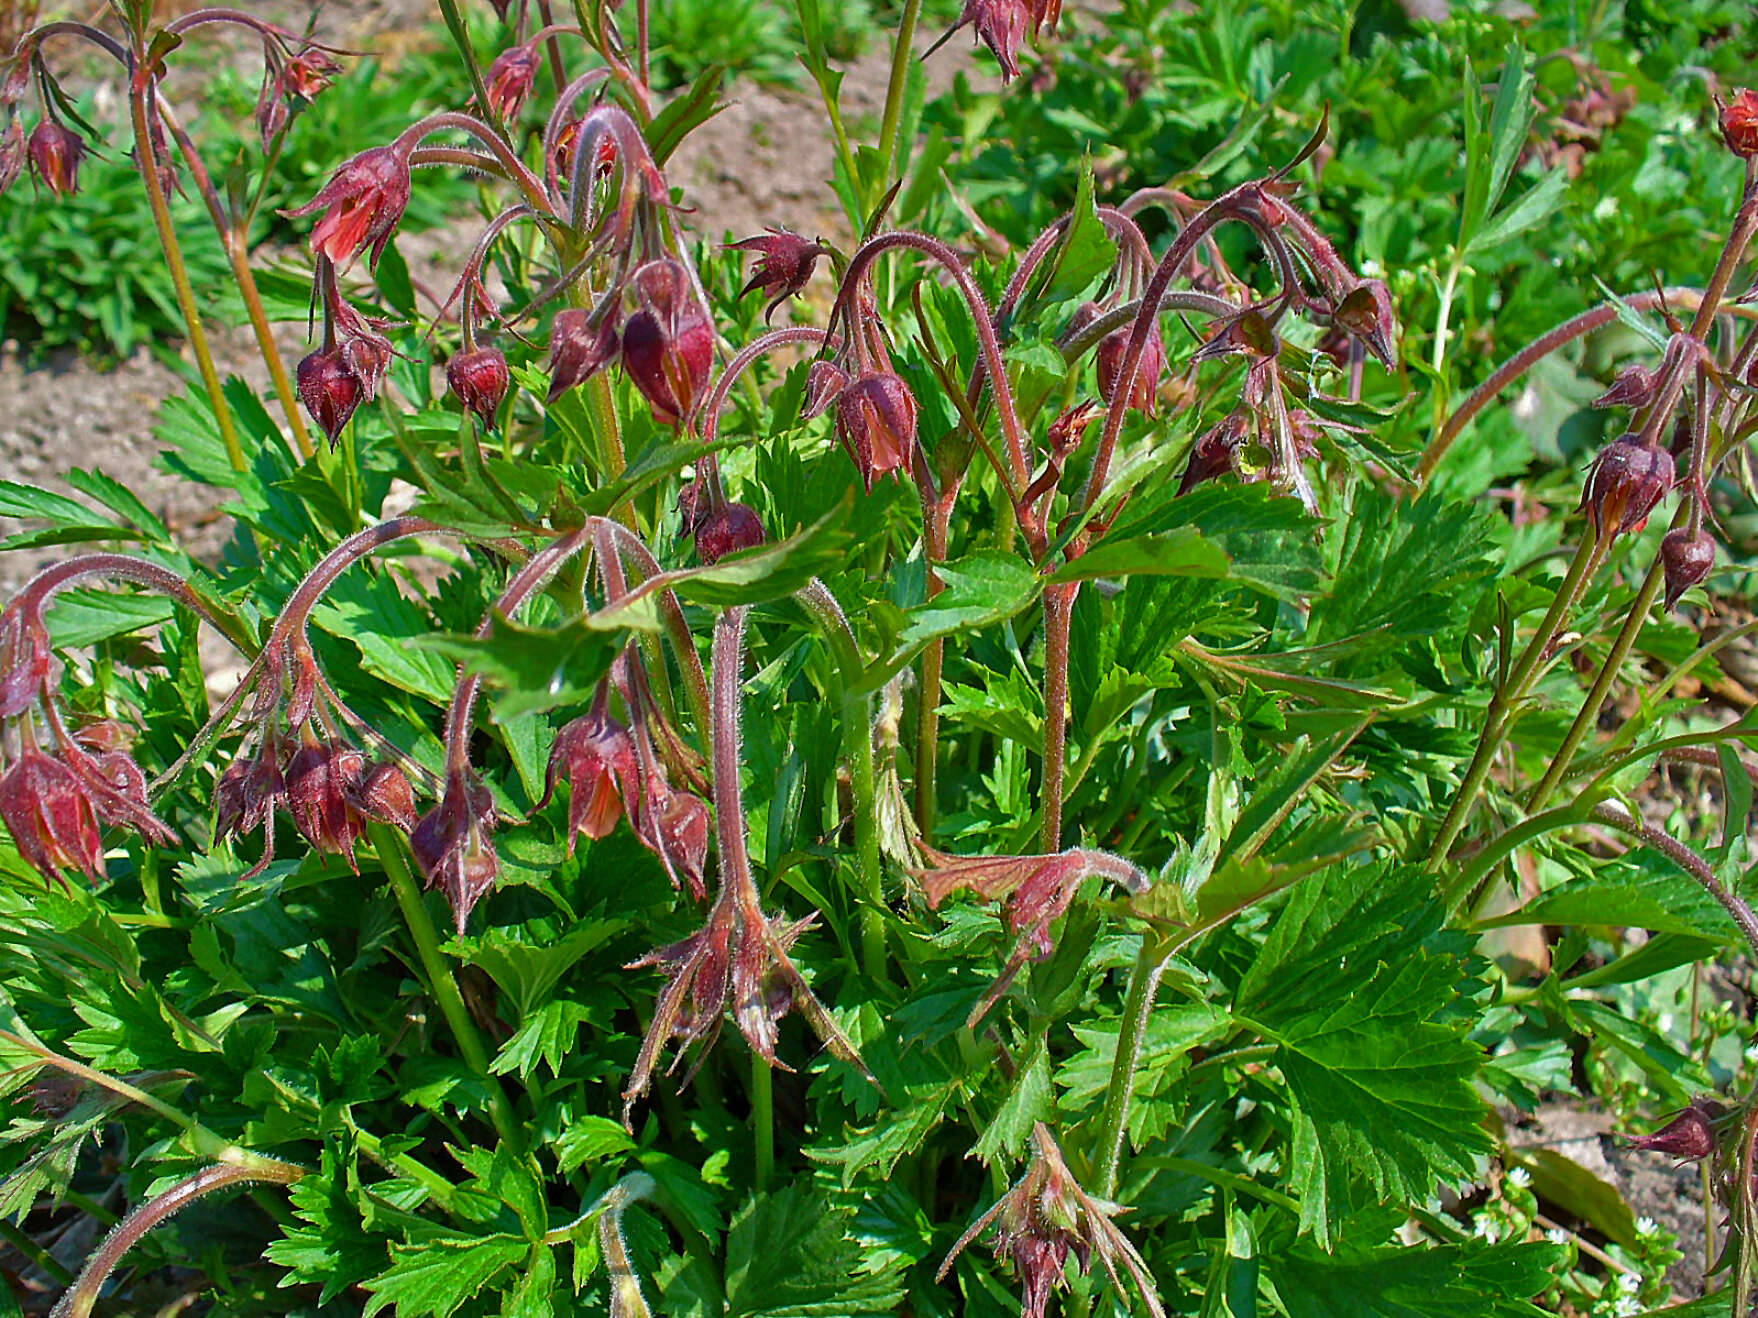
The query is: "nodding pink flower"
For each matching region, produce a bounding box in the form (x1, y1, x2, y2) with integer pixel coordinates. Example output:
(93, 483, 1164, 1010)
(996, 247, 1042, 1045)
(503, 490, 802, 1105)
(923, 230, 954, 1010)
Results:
(621, 260, 715, 428)
(1719, 88, 1758, 158)
(936, 0, 1030, 82)
(918, 846, 1148, 1025)
(0, 750, 105, 884)
(0, 119, 25, 197)
(282, 47, 342, 101)
(546, 308, 621, 402)
(1661, 529, 1716, 610)
(1627, 1103, 1718, 1161)
(410, 770, 499, 934)
(694, 502, 766, 565)
(26, 120, 85, 198)
(285, 738, 371, 868)
(540, 705, 638, 850)
(1580, 435, 1674, 538)
(1095, 324, 1167, 417)
(727, 229, 828, 322)
(834, 371, 919, 490)
(447, 347, 512, 428)
(284, 143, 413, 269)
(484, 42, 541, 121)
(297, 348, 365, 448)
(939, 1124, 1166, 1318)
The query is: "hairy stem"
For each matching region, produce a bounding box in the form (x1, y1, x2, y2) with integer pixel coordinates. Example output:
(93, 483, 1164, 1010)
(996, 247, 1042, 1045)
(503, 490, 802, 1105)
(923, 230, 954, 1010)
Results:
(1040, 584, 1074, 851)
(1590, 803, 1758, 959)
(1093, 932, 1171, 1197)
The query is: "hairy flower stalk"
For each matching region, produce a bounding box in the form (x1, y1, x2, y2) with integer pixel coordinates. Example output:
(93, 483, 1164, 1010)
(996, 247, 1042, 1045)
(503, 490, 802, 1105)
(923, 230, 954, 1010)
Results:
(621, 605, 873, 1128)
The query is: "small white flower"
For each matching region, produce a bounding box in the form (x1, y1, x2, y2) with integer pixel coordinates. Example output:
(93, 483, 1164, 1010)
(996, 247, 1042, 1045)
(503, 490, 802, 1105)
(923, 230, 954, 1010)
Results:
(1617, 1272, 1641, 1294)
(1636, 1215, 1658, 1238)
(1546, 1227, 1570, 1246)
(1613, 1297, 1641, 1318)
(1657, 1012, 1674, 1034)
(1507, 1166, 1532, 1188)
(1744, 1041, 1758, 1064)
(1472, 1217, 1501, 1243)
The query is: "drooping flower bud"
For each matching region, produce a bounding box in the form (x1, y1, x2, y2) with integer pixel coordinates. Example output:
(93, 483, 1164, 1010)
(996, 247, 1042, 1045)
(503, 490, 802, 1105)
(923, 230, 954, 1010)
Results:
(546, 308, 621, 402)
(1591, 364, 1657, 410)
(1331, 278, 1398, 368)
(284, 738, 373, 868)
(1580, 435, 1674, 538)
(1661, 528, 1716, 609)
(0, 750, 104, 885)
(1719, 89, 1758, 159)
(26, 120, 85, 198)
(633, 774, 711, 901)
(348, 761, 418, 831)
(694, 503, 765, 565)
(801, 360, 850, 420)
(727, 229, 827, 321)
(1627, 1103, 1718, 1161)
(1178, 412, 1248, 495)
(1095, 323, 1167, 417)
(541, 706, 638, 850)
(410, 770, 499, 933)
(284, 143, 414, 269)
(447, 347, 512, 428)
(934, 0, 1030, 83)
(621, 260, 715, 428)
(484, 42, 541, 121)
(835, 371, 919, 490)
(297, 348, 365, 448)
(938, 1123, 1166, 1318)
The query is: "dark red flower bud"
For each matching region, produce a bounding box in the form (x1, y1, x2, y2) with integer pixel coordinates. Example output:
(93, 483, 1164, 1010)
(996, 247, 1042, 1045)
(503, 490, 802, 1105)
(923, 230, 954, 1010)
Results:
(26, 120, 84, 198)
(282, 48, 342, 101)
(255, 78, 291, 153)
(297, 348, 364, 448)
(835, 371, 919, 490)
(0, 119, 25, 197)
(0, 751, 104, 885)
(727, 228, 827, 321)
(349, 761, 418, 831)
(1047, 401, 1103, 455)
(546, 308, 621, 402)
(1628, 1104, 1717, 1161)
(1331, 278, 1398, 368)
(1720, 89, 1758, 158)
(447, 347, 512, 427)
(694, 503, 765, 565)
(284, 143, 413, 269)
(1178, 412, 1248, 495)
(484, 42, 541, 121)
(285, 738, 369, 867)
(633, 773, 710, 900)
(1095, 324, 1167, 417)
(410, 771, 499, 933)
(801, 360, 850, 420)
(1580, 435, 1674, 538)
(214, 736, 288, 846)
(621, 260, 715, 428)
(935, 0, 1030, 82)
(540, 706, 637, 850)
(1592, 364, 1657, 410)
(1661, 528, 1716, 610)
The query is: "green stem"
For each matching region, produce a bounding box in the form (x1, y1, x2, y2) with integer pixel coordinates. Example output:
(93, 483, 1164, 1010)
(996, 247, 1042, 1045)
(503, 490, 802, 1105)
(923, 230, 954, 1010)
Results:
(129, 77, 243, 472)
(845, 689, 888, 982)
(1426, 534, 1599, 877)
(436, 0, 503, 141)
(877, 0, 922, 185)
(371, 823, 523, 1151)
(1445, 799, 1595, 913)
(1040, 585, 1075, 852)
(751, 1049, 773, 1191)
(0, 1218, 72, 1284)
(915, 498, 952, 835)
(1093, 933, 1171, 1198)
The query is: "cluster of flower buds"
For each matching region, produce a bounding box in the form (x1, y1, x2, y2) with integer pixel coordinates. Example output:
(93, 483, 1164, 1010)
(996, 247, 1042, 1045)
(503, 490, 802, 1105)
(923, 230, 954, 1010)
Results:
(927, 0, 1063, 85)
(213, 637, 418, 878)
(296, 260, 399, 446)
(938, 1123, 1165, 1318)
(917, 845, 1149, 1024)
(0, 582, 175, 887)
(543, 668, 712, 898)
(255, 31, 343, 150)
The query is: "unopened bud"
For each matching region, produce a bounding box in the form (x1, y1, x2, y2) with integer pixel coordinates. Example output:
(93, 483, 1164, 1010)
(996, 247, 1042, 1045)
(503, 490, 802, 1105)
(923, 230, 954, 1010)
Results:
(1628, 1104, 1717, 1161)
(1720, 89, 1758, 159)
(448, 347, 511, 427)
(835, 371, 919, 490)
(622, 260, 714, 428)
(297, 348, 364, 448)
(1661, 528, 1715, 609)
(694, 502, 765, 564)
(546, 308, 620, 401)
(1095, 324, 1167, 417)
(1580, 435, 1673, 538)
(26, 120, 84, 198)
(1592, 364, 1657, 410)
